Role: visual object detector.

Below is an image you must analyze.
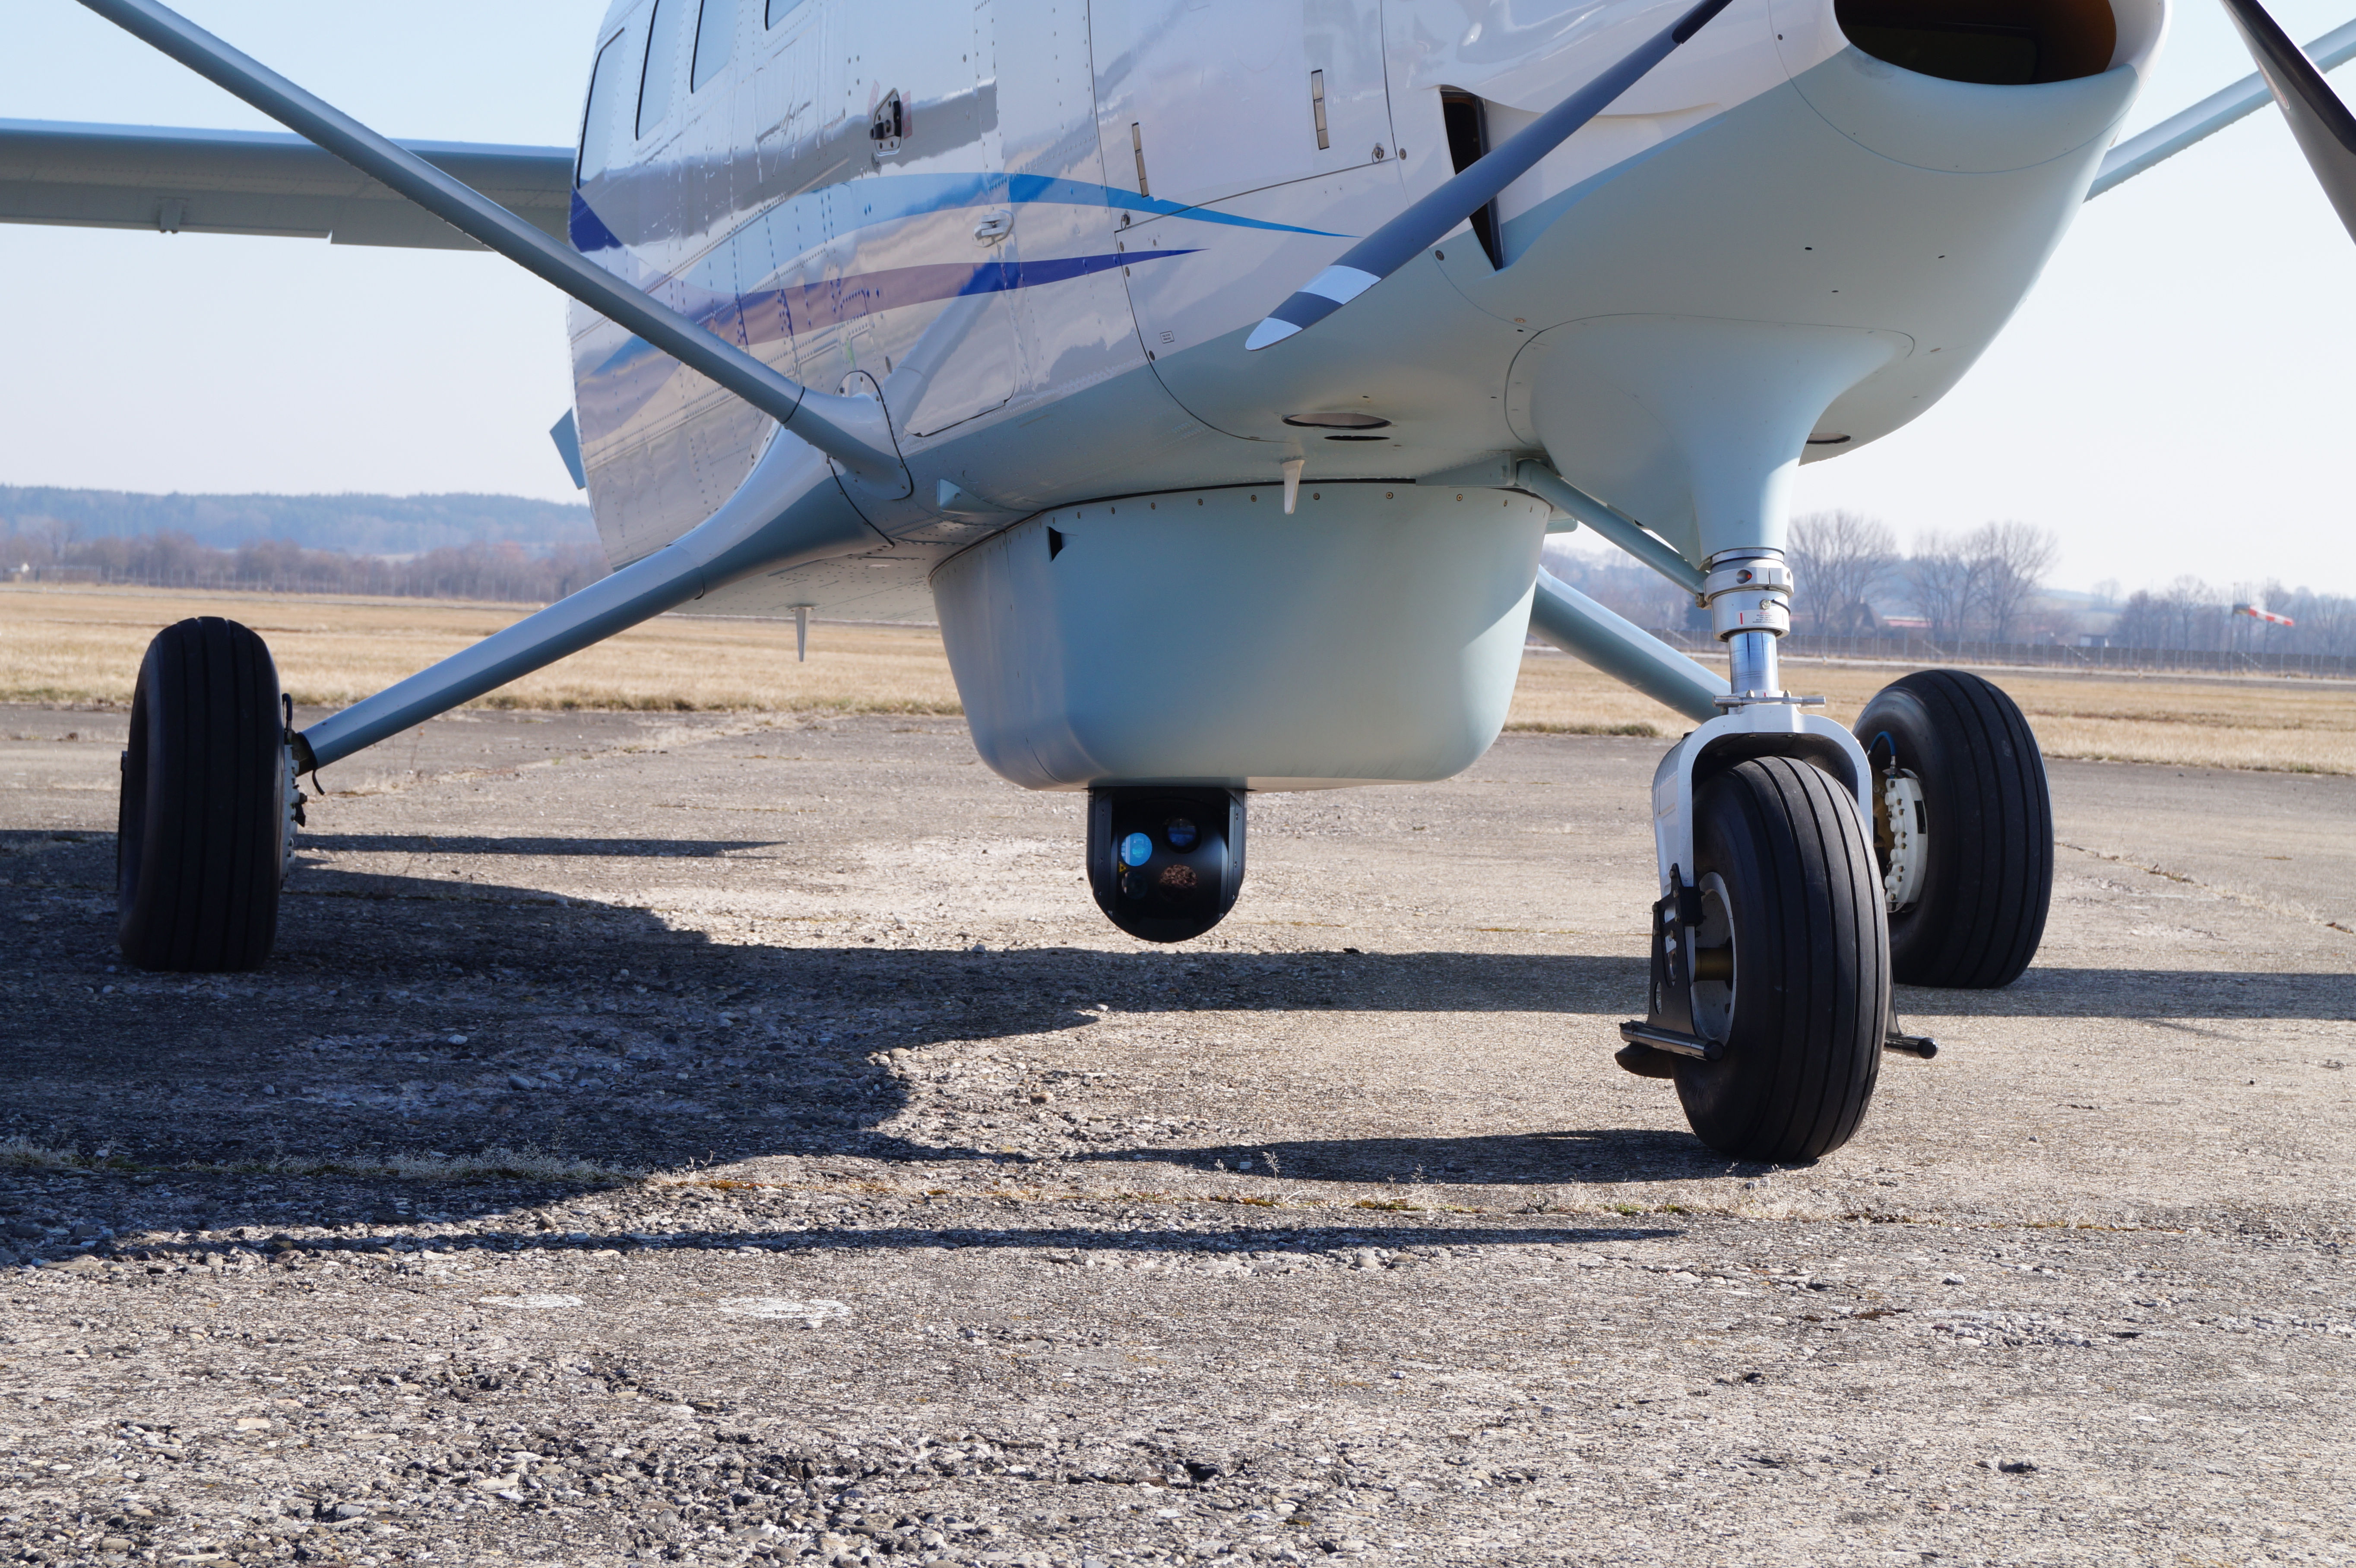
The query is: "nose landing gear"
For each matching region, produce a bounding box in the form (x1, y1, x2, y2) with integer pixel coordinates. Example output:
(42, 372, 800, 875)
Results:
(1618, 548, 1900, 1160)
(1618, 632, 2049, 1157)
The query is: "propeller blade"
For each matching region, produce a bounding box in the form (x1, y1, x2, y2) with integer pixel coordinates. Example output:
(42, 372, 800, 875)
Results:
(74, 0, 904, 486)
(2216, 0, 2356, 243)
(1246, 0, 1735, 351)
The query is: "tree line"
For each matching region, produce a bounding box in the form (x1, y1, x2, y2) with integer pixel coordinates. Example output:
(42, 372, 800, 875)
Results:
(2, 525, 609, 604)
(0, 486, 595, 558)
(2110, 578, 2356, 656)
(1545, 510, 2355, 657)
(1784, 513, 2062, 641)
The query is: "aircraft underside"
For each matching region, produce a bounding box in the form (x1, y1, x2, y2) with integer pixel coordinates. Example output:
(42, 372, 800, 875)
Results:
(34, 0, 2356, 1162)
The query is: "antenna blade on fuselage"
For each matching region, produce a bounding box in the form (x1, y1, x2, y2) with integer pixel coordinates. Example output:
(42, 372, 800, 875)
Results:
(2215, 0, 2356, 243)
(1245, 0, 1736, 351)
(73, 0, 904, 486)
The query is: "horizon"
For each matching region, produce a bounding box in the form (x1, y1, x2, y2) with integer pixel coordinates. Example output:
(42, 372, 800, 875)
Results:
(3, 480, 2344, 613)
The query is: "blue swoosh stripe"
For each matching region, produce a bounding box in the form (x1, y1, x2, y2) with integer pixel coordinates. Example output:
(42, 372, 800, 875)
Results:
(578, 249, 1196, 431)
(953, 249, 1188, 295)
(783, 171, 1347, 237)
(569, 190, 624, 253)
(573, 174, 1347, 255)
(1004, 175, 1347, 235)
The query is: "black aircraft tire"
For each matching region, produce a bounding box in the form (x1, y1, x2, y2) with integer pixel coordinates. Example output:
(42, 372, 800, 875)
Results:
(1854, 670, 2052, 989)
(117, 618, 287, 973)
(1674, 757, 1888, 1163)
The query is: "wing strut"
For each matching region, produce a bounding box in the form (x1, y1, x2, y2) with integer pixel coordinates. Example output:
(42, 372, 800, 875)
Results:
(2089, 16, 2356, 198)
(75, 0, 906, 488)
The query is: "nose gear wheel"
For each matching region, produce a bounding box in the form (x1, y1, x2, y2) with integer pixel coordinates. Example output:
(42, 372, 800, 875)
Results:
(1669, 756, 1890, 1162)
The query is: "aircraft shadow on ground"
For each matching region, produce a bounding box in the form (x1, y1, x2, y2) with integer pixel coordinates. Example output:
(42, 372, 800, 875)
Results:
(1075, 1129, 1771, 1187)
(1900, 970, 2353, 1021)
(3, 840, 2344, 1249)
(296, 834, 783, 860)
(0, 827, 110, 859)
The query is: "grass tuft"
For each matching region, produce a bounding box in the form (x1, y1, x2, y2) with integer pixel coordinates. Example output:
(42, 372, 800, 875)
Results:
(1504, 720, 1666, 737)
(249, 1144, 649, 1185)
(0, 1136, 85, 1170)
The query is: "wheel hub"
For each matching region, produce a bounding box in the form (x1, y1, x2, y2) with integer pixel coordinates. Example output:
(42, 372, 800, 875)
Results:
(1877, 770, 1928, 913)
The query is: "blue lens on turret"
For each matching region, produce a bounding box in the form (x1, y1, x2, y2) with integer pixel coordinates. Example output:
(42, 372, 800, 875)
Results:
(1120, 831, 1153, 867)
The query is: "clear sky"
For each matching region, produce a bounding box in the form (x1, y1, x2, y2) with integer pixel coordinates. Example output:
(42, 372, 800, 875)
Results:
(2, 0, 2351, 594)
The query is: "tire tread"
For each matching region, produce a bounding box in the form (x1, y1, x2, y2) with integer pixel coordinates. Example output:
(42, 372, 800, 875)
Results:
(1677, 756, 1887, 1162)
(1857, 670, 2051, 988)
(117, 618, 283, 972)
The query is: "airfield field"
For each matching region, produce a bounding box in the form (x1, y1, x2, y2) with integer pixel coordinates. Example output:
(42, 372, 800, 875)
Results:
(5, 581, 2355, 775)
(2, 589, 2354, 1566)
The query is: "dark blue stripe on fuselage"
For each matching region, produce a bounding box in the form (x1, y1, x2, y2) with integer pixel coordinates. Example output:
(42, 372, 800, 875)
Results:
(953, 250, 1179, 296)
(569, 189, 623, 253)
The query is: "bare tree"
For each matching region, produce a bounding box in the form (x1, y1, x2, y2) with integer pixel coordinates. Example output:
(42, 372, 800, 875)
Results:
(1964, 521, 2059, 643)
(1540, 539, 1699, 634)
(2114, 576, 2224, 650)
(1787, 510, 1896, 634)
(1907, 531, 1979, 645)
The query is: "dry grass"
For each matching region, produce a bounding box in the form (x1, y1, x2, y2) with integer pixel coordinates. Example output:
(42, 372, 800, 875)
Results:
(6, 583, 2348, 774)
(0, 583, 961, 715)
(0, 1135, 83, 1170)
(1505, 648, 2356, 775)
(249, 1144, 650, 1185)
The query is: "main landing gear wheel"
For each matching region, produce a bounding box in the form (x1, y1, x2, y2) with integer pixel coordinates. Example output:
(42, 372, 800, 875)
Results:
(1853, 670, 2052, 989)
(1673, 756, 1890, 1163)
(117, 617, 291, 972)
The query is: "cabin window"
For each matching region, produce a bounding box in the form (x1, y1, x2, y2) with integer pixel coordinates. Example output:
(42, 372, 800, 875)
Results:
(637, 0, 687, 136)
(577, 28, 633, 184)
(692, 0, 736, 91)
(766, 0, 807, 23)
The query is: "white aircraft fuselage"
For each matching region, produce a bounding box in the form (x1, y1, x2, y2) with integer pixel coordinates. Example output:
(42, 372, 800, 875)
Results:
(568, 0, 2162, 791)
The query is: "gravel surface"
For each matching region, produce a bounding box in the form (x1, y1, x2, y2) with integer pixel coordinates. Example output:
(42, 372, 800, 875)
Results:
(2, 705, 2351, 1566)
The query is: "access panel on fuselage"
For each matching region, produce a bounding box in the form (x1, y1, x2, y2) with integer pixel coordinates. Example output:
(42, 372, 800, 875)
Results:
(1088, 0, 1408, 414)
(1088, 0, 1393, 210)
